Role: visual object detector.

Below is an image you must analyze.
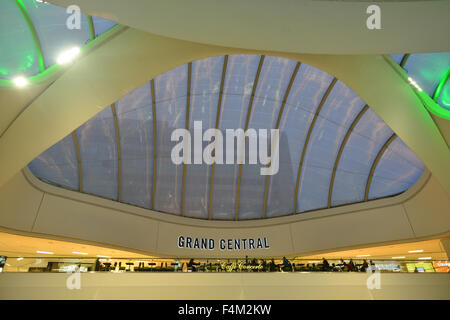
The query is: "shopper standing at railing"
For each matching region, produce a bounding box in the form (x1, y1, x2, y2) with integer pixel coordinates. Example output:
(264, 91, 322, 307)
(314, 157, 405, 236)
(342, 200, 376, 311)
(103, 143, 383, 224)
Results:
(361, 260, 369, 272)
(349, 259, 355, 272)
(322, 258, 330, 271)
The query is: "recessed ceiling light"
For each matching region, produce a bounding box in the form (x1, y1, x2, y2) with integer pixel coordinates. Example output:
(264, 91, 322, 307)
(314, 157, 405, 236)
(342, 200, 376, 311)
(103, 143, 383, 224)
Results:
(356, 254, 371, 257)
(57, 47, 81, 65)
(392, 256, 405, 259)
(17, 257, 23, 261)
(13, 76, 29, 88)
(418, 257, 432, 260)
(72, 251, 88, 255)
(408, 250, 424, 253)
(96, 255, 111, 258)
(407, 77, 423, 92)
(36, 251, 54, 255)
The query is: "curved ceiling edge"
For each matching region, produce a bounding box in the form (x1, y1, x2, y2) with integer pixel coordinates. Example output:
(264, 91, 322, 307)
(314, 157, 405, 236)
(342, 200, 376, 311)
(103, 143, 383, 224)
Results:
(46, 0, 450, 54)
(22, 164, 431, 228)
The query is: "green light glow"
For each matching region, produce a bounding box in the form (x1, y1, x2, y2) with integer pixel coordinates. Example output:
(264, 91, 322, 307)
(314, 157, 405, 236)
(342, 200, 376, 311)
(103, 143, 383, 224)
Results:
(437, 81, 450, 109)
(0, 24, 122, 89)
(433, 69, 450, 100)
(14, 0, 45, 72)
(417, 87, 450, 120)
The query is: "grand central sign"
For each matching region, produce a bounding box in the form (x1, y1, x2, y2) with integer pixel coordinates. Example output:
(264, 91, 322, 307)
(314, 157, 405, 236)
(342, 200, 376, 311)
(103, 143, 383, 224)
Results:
(177, 236, 270, 251)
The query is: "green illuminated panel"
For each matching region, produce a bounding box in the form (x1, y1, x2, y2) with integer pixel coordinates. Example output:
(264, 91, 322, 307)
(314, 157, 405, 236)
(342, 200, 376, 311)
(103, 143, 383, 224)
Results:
(0, 0, 40, 79)
(436, 81, 450, 110)
(22, 0, 90, 68)
(434, 69, 450, 111)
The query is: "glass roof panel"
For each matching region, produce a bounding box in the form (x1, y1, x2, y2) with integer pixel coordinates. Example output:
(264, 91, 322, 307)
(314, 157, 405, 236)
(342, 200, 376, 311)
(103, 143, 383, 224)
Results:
(76, 106, 118, 200)
(436, 80, 450, 111)
(267, 64, 333, 217)
(332, 109, 393, 206)
(239, 56, 297, 220)
(116, 82, 153, 209)
(153, 64, 188, 214)
(23, 0, 90, 68)
(28, 134, 78, 190)
(390, 54, 405, 65)
(0, 0, 40, 79)
(210, 55, 260, 220)
(403, 53, 450, 96)
(369, 137, 424, 199)
(184, 56, 223, 219)
(92, 16, 116, 37)
(297, 81, 366, 212)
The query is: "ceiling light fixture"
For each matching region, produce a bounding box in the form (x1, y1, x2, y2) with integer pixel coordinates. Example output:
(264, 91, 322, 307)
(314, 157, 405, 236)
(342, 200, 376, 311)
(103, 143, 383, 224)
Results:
(13, 76, 29, 88)
(392, 256, 405, 259)
(418, 257, 432, 260)
(56, 47, 81, 65)
(17, 257, 23, 261)
(96, 255, 111, 258)
(407, 77, 423, 92)
(356, 254, 371, 257)
(408, 250, 424, 253)
(72, 251, 88, 255)
(36, 251, 54, 255)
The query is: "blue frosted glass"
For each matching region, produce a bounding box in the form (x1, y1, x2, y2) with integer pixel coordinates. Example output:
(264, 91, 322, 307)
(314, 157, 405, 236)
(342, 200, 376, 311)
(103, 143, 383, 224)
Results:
(223, 54, 261, 96)
(298, 165, 332, 212)
(153, 64, 188, 214)
(116, 82, 154, 209)
(298, 80, 366, 212)
(92, 16, 116, 37)
(238, 56, 297, 220)
(23, 0, 90, 68)
(390, 54, 405, 64)
(285, 64, 334, 112)
(254, 56, 298, 102)
(0, 0, 40, 78)
(28, 134, 78, 190)
(404, 53, 450, 96)
(332, 109, 393, 206)
(210, 97, 251, 220)
(267, 63, 334, 217)
(76, 107, 118, 200)
(210, 55, 260, 220)
(154, 64, 188, 102)
(184, 56, 223, 218)
(369, 137, 424, 199)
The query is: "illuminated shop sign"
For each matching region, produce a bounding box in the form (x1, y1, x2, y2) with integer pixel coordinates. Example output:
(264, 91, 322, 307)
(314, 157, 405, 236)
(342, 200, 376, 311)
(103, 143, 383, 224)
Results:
(374, 264, 401, 272)
(177, 236, 270, 251)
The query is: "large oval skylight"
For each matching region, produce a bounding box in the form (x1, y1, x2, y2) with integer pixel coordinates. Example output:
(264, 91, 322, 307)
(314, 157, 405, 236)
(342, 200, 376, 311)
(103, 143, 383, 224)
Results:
(28, 55, 425, 220)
